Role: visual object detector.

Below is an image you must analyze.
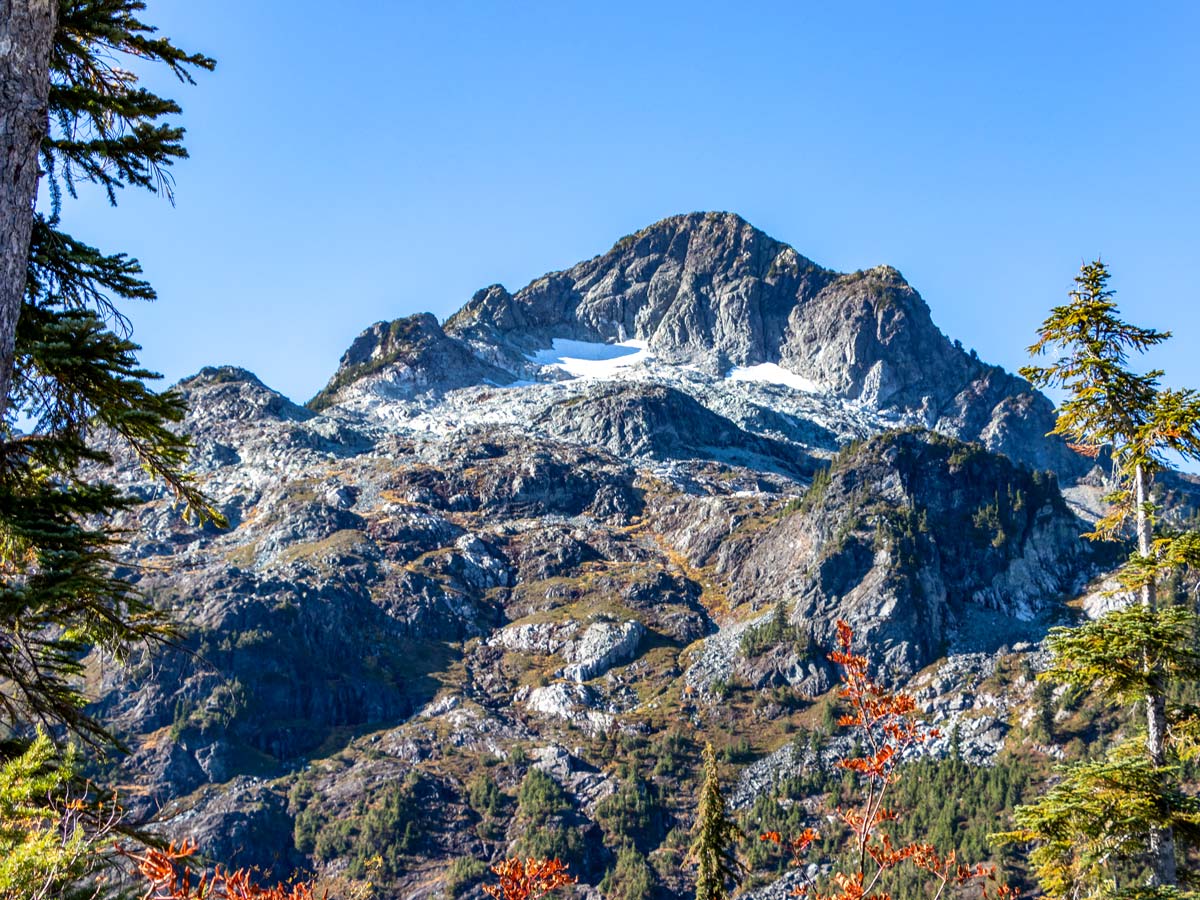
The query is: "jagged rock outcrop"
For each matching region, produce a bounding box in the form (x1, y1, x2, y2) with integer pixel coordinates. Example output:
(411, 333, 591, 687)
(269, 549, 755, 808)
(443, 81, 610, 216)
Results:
(679, 429, 1090, 686)
(561, 620, 645, 683)
(310, 312, 516, 409)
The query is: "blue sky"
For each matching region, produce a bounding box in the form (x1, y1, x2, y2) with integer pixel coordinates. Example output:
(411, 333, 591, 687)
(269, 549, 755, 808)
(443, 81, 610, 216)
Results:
(55, 1, 1200, 405)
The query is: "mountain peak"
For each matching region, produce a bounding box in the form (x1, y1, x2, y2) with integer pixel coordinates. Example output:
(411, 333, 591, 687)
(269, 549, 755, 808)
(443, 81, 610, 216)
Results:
(444, 210, 832, 368)
(309, 313, 514, 410)
(605, 210, 765, 251)
(311, 212, 1084, 477)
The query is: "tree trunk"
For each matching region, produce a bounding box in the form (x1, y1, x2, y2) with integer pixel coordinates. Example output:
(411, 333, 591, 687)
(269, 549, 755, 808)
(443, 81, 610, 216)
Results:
(1136, 462, 1177, 885)
(0, 0, 56, 425)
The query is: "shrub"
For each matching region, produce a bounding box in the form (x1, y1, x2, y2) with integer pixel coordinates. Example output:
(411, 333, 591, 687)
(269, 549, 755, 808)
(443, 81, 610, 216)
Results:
(760, 621, 1015, 900)
(482, 857, 576, 900)
(121, 839, 323, 900)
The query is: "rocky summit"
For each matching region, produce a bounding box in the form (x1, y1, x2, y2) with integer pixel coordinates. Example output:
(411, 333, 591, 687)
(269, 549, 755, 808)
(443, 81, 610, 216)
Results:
(93, 213, 1124, 898)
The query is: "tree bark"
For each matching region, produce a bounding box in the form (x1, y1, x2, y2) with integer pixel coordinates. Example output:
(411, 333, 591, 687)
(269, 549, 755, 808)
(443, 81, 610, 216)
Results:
(1136, 462, 1177, 886)
(0, 0, 56, 425)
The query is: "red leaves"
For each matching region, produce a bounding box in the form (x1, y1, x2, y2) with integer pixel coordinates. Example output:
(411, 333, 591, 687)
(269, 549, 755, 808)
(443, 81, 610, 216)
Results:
(482, 857, 577, 900)
(835, 619, 854, 651)
(762, 620, 1016, 900)
(118, 840, 325, 900)
(764, 827, 821, 852)
(792, 828, 820, 853)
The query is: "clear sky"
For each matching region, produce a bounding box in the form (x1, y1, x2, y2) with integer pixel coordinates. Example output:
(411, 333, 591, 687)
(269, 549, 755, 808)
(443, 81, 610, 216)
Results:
(54, 1, 1200, 406)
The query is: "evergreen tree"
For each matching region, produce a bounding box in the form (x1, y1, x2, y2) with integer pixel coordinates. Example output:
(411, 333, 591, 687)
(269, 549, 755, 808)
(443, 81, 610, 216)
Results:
(1001, 261, 1200, 895)
(0, 6, 216, 892)
(599, 846, 654, 900)
(1, 0, 217, 748)
(0, 729, 124, 900)
(688, 741, 746, 900)
(0, 2, 57, 420)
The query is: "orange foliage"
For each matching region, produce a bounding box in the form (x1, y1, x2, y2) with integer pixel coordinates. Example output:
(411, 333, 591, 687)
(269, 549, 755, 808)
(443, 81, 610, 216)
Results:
(763, 620, 1017, 900)
(482, 857, 577, 900)
(119, 840, 326, 900)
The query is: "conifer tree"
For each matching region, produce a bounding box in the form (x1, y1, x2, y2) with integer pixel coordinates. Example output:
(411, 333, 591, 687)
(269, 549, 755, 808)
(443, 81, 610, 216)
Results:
(1, 1, 217, 748)
(0, 1, 57, 420)
(688, 741, 746, 900)
(0, 729, 124, 900)
(1000, 261, 1200, 894)
(0, 4, 217, 892)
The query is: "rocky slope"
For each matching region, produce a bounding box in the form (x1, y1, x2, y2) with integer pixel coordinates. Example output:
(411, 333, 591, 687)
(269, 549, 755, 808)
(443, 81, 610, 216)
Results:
(88, 214, 1118, 899)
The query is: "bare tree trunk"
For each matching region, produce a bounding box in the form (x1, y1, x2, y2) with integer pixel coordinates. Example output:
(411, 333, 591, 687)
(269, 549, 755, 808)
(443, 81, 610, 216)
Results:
(0, 0, 56, 424)
(1136, 462, 1177, 886)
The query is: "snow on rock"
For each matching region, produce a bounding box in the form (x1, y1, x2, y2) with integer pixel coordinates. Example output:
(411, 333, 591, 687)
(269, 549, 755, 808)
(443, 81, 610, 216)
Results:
(727, 363, 822, 394)
(527, 339, 651, 379)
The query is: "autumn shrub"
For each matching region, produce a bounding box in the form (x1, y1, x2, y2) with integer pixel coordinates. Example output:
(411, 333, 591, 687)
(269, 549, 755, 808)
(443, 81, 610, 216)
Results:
(121, 840, 324, 900)
(482, 857, 576, 900)
(761, 620, 1016, 900)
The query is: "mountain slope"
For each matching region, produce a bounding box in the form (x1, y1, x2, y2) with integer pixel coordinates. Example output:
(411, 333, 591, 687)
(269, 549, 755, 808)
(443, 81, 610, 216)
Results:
(86, 214, 1112, 899)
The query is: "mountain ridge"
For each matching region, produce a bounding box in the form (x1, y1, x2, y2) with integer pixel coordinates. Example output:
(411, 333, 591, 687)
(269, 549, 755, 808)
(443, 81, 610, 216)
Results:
(301, 211, 1082, 478)
(85, 212, 1125, 899)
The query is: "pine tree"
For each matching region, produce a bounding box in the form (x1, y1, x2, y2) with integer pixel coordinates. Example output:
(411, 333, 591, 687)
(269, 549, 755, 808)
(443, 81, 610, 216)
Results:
(1, 1, 217, 749)
(0, 1, 58, 423)
(999, 261, 1200, 895)
(688, 741, 746, 900)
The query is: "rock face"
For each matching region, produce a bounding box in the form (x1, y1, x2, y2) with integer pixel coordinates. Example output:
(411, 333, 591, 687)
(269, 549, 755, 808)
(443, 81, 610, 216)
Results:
(87, 212, 1112, 899)
(561, 620, 645, 683)
(726, 429, 1086, 676)
(310, 312, 516, 409)
(537, 382, 814, 474)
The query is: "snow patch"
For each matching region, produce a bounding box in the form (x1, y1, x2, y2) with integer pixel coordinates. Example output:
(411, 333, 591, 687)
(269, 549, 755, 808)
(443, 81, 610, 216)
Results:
(727, 363, 821, 394)
(527, 339, 650, 379)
